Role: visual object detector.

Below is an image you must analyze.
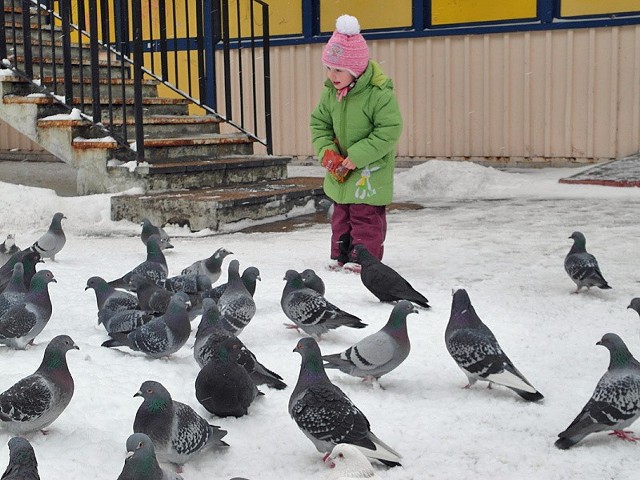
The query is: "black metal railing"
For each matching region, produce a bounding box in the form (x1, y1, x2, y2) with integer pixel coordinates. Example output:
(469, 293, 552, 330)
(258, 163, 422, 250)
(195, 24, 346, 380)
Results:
(0, 0, 273, 160)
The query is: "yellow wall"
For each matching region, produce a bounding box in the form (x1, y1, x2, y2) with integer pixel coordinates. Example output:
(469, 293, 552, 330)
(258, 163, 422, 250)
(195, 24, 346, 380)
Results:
(432, 0, 537, 25)
(561, 0, 640, 17)
(319, 0, 412, 32)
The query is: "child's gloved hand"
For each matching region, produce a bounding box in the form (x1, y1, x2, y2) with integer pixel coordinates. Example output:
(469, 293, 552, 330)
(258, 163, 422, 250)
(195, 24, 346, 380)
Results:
(321, 150, 351, 183)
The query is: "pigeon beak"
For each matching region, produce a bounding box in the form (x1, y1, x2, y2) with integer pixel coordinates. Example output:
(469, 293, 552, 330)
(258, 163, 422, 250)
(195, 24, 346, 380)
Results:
(73, 344, 80, 350)
(134, 390, 142, 398)
(52, 278, 58, 283)
(257, 275, 262, 281)
(84, 286, 89, 291)
(126, 451, 135, 459)
(596, 340, 603, 346)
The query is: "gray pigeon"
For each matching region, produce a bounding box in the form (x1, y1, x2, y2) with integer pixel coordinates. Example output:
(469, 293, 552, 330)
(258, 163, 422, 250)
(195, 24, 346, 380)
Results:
(164, 274, 211, 295)
(289, 337, 402, 467)
(31, 213, 66, 261)
(101, 309, 154, 335)
(130, 274, 173, 314)
(117, 433, 182, 480)
(0, 270, 57, 350)
(0, 335, 78, 434)
(108, 235, 168, 290)
(281, 270, 366, 338)
(2, 437, 40, 480)
(202, 266, 261, 304)
(133, 380, 228, 470)
(627, 298, 640, 317)
(195, 337, 263, 417)
(322, 300, 419, 382)
(445, 288, 543, 402)
(85, 276, 139, 325)
(318, 198, 334, 221)
(0, 264, 27, 312)
(141, 218, 174, 251)
(0, 250, 41, 294)
(564, 231, 611, 293)
(301, 269, 325, 296)
(102, 294, 191, 358)
(194, 299, 286, 389)
(218, 260, 256, 335)
(0, 235, 20, 266)
(555, 333, 640, 449)
(181, 247, 233, 284)
(351, 244, 430, 308)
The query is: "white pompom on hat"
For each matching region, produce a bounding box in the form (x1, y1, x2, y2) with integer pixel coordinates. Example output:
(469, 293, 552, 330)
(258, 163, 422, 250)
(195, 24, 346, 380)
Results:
(322, 14, 369, 78)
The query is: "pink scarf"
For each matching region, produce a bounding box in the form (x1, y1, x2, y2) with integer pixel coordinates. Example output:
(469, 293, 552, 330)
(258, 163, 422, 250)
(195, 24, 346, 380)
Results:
(336, 81, 356, 102)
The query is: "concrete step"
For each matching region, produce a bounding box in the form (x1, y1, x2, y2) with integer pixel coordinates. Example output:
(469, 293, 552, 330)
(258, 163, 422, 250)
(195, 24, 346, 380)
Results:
(110, 176, 325, 231)
(9, 55, 128, 78)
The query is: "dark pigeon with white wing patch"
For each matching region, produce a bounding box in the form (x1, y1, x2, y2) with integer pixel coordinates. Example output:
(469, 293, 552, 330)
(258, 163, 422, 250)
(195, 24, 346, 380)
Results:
(564, 231, 611, 293)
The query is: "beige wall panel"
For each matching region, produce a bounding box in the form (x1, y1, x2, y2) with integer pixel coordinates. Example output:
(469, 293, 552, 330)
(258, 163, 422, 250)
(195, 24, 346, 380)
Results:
(0, 121, 44, 153)
(267, 25, 640, 165)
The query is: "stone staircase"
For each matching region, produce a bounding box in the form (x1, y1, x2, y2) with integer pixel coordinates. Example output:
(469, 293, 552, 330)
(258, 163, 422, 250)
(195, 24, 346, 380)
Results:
(0, 1, 324, 231)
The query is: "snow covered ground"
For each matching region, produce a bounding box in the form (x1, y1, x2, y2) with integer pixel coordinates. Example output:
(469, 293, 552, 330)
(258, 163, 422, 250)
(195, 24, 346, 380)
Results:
(1, 160, 640, 479)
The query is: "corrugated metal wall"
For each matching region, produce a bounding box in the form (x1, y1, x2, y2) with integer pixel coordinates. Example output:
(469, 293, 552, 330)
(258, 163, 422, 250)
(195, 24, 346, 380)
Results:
(2, 25, 640, 165)
(271, 25, 640, 165)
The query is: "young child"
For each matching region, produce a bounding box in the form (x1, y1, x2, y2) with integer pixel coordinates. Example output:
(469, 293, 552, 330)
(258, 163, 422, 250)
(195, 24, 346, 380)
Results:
(310, 14, 403, 272)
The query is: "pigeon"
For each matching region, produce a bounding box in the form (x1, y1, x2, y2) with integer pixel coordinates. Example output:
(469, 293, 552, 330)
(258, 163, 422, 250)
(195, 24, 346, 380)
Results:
(141, 218, 174, 250)
(108, 235, 168, 290)
(164, 274, 211, 295)
(202, 266, 261, 304)
(564, 231, 611, 293)
(2, 437, 40, 480)
(181, 247, 233, 284)
(301, 269, 326, 296)
(218, 260, 256, 335)
(350, 244, 430, 308)
(130, 274, 174, 314)
(0, 264, 27, 311)
(133, 380, 228, 470)
(0, 249, 41, 294)
(322, 300, 419, 382)
(0, 235, 20, 266)
(31, 212, 66, 261)
(445, 288, 543, 402)
(555, 333, 640, 449)
(194, 298, 286, 389)
(318, 198, 334, 221)
(101, 294, 191, 358)
(629, 298, 640, 317)
(195, 337, 263, 417)
(0, 270, 57, 350)
(117, 433, 182, 480)
(325, 443, 382, 480)
(289, 338, 402, 467)
(85, 276, 139, 325)
(0, 335, 79, 434)
(281, 270, 366, 338)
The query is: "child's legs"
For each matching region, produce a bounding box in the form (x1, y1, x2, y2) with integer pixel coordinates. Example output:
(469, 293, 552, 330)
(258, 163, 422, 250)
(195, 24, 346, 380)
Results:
(330, 203, 351, 262)
(349, 204, 387, 260)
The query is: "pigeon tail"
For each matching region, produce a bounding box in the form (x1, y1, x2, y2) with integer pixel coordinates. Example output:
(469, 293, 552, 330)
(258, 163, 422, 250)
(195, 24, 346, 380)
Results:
(511, 388, 544, 402)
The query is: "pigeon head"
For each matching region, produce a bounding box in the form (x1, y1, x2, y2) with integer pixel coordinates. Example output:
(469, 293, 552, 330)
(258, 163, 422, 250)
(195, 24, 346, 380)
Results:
(50, 212, 66, 230)
(283, 269, 304, 287)
(125, 432, 156, 456)
(211, 247, 233, 262)
(596, 333, 637, 369)
(135, 381, 172, 412)
(217, 337, 244, 362)
(242, 267, 261, 283)
(197, 298, 222, 338)
(448, 288, 481, 327)
(351, 244, 376, 265)
(627, 298, 640, 316)
(128, 273, 153, 292)
(30, 270, 56, 289)
(85, 276, 108, 292)
(568, 231, 587, 253)
(386, 300, 419, 330)
(227, 259, 240, 276)
(293, 337, 328, 378)
(325, 443, 375, 478)
(6, 436, 38, 469)
(41, 335, 79, 371)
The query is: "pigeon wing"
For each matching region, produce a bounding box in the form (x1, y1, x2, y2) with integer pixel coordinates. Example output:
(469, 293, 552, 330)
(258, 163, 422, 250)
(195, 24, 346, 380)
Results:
(0, 375, 52, 423)
(0, 304, 37, 339)
(172, 402, 211, 455)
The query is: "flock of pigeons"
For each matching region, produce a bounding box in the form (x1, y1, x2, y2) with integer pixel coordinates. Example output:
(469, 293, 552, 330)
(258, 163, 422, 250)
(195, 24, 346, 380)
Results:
(0, 213, 639, 479)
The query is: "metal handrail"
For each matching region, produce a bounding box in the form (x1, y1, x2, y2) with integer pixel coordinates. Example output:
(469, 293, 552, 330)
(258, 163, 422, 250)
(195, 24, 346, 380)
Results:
(0, 0, 273, 161)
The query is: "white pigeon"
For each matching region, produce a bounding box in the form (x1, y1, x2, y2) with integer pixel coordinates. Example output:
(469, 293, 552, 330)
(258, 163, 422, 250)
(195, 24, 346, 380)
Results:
(325, 444, 383, 480)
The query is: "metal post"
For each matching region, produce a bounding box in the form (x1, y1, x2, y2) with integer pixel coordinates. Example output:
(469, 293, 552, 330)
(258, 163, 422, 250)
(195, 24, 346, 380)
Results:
(131, 0, 145, 161)
(88, 0, 102, 123)
(60, 0, 74, 105)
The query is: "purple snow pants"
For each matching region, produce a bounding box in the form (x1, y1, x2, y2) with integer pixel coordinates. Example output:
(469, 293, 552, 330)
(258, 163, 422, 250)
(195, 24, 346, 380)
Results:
(330, 203, 387, 262)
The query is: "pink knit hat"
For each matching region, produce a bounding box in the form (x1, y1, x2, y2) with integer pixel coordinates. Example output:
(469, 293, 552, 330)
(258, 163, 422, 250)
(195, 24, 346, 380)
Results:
(322, 15, 369, 78)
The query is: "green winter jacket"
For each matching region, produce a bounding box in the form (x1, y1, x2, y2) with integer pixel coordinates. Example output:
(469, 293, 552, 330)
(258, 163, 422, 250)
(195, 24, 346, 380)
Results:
(310, 60, 403, 205)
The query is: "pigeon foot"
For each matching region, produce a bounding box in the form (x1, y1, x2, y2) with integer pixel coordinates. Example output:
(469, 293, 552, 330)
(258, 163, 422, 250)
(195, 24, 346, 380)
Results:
(283, 323, 301, 331)
(609, 430, 640, 442)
